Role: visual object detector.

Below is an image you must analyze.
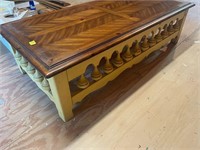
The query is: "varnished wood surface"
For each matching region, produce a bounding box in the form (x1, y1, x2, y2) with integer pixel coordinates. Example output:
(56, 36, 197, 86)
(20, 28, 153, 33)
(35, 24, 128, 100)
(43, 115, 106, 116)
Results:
(1, 1, 194, 77)
(1, 30, 199, 149)
(0, 0, 199, 149)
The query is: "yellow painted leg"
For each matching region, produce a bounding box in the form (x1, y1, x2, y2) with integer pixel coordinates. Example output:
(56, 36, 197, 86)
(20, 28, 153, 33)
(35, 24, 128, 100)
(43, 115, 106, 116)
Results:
(48, 72, 73, 122)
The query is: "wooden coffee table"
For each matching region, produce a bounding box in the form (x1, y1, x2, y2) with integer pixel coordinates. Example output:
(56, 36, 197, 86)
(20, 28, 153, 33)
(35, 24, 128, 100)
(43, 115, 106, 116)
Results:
(1, 1, 194, 122)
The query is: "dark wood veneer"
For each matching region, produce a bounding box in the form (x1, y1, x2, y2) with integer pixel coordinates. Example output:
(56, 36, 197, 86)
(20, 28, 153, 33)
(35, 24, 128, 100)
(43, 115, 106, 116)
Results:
(1, 1, 194, 78)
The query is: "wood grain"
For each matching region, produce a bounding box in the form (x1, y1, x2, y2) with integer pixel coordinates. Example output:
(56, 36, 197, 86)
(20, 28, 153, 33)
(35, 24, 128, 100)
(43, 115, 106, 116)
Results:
(1, 27, 199, 150)
(1, 1, 194, 78)
(0, 0, 199, 149)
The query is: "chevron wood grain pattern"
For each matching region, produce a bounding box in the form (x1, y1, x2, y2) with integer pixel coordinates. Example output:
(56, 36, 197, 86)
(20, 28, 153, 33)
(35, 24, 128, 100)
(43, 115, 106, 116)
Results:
(1, 27, 200, 150)
(0, 0, 199, 149)
(1, 1, 194, 78)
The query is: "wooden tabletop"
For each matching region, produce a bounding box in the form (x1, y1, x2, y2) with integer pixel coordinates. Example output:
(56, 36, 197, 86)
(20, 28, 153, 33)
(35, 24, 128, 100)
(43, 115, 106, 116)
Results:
(1, 1, 194, 78)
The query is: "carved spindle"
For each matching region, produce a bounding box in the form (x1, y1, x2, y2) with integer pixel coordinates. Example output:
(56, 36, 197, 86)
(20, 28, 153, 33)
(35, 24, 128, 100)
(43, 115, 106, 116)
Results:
(91, 66, 102, 81)
(168, 22, 174, 34)
(102, 58, 113, 74)
(171, 36, 179, 44)
(141, 36, 149, 51)
(148, 31, 156, 47)
(122, 45, 133, 61)
(77, 74, 89, 89)
(173, 19, 180, 31)
(26, 62, 35, 74)
(155, 28, 162, 43)
(112, 52, 124, 67)
(14, 51, 22, 61)
(161, 25, 169, 39)
(33, 70, 43, 82)
(42, 78, 51, 91)
(20, 57, 28, 67)
(132, 40, 142, 56)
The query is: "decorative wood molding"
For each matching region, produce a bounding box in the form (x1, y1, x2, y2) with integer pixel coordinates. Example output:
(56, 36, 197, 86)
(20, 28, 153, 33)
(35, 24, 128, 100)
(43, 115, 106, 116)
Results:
(2, 1, 194, 121)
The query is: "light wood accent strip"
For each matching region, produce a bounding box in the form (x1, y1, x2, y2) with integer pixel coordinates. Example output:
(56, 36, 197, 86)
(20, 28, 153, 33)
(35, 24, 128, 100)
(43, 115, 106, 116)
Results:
(93, 5, 140, 22)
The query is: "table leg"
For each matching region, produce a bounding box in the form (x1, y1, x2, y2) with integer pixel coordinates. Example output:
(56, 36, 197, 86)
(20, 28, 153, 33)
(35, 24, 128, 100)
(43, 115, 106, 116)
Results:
(48, 72, 73, 122)
(172, 10, 188, 44)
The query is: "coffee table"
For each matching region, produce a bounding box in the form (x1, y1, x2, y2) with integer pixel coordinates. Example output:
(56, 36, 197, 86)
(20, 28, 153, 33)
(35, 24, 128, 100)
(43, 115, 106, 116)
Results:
(1, 1, 194, 122)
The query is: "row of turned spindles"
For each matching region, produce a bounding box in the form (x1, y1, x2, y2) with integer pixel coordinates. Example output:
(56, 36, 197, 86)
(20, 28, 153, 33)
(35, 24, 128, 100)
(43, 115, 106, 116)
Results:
(14, 51, 51, 92)
(77, 19, 180, 89)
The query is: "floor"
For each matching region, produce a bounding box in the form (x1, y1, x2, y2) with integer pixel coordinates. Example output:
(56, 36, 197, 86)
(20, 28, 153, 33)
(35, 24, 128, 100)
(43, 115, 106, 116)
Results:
(0, 42, 9, 56)
(0, 0, 200, 150)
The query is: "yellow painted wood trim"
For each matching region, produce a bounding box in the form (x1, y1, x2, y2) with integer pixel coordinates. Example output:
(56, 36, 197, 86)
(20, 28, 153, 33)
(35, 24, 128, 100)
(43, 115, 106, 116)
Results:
(48, 72, 74, 121)
(67, 11, 185, 81)
(72, 31, 179, 104)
